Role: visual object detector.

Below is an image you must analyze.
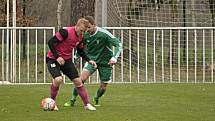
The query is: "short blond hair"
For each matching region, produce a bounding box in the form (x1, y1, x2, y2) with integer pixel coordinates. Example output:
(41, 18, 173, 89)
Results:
(76, 18, 89, 27)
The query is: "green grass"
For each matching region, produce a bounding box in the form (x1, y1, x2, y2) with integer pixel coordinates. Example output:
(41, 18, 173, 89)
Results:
(0, 84, 215, 121)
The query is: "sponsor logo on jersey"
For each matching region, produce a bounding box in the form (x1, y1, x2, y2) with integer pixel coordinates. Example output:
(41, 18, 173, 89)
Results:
(51, 63, 56, 68)
(96, 40, 100, 44)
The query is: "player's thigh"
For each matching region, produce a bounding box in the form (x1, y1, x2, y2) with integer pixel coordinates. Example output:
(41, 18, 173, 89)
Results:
(98, 66, 112, 82)
(80, 70, 91, 81)
(46, 58, 62, 78)
(61, 60, 79, 81)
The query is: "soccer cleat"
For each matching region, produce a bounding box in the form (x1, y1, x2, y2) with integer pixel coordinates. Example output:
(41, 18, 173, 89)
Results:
(93, 97, 100, 107)
(84, 104, 96, 111)
(64, 99, 76, 107)
(53, 105, 59, 111)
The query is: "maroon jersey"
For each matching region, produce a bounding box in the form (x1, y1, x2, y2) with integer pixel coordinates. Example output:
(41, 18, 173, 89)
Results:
(47, 27, 83, 60)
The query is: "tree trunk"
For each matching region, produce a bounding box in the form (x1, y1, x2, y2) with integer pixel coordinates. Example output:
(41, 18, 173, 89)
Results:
(70, 0, 95, 25)
(155, 0, 160, 64)
(209, 0, 215, 27)
(57, 0, 63, 30)
(183, 0, 186, 63)
(127, 0, 132, 27)
(168, 0, 179, 65)
(191, 0, 196, 65)
(22, 0, 26, 59)
(209, 0, 215, 47)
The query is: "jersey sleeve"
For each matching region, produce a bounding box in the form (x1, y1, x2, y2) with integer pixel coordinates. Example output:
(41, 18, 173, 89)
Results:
(74, 33, 88, 59)
(105, 30, 122, 60)
(77, 41, 90, 62)
(48, 36, 59, 58)
(48, 29, 68, 58)
(55, 29, 68, 42)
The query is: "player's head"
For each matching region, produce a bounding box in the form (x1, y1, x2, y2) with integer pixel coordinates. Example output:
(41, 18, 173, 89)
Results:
(84, 16, 96, 35)
(75, 18, 89, 35)
(84, 16, 95, 25)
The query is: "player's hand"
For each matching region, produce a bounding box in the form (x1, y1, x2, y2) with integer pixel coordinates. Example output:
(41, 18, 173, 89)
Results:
(89, 60, 97, 69)
(74, 57, 81, 68)
(56, 57, 65, 65)
(108, 57, 117, 66)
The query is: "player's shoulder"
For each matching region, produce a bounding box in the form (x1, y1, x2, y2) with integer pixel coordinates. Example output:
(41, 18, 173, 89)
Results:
(97, 27, 115, 38)
(97, 27, 110, 34)
(97, 27, 108, 32)
(65, 26, 75, 29)
(65, 26, 75, 33)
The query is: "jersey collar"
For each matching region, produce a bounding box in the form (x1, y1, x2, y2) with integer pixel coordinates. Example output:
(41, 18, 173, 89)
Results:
(90, 26, 98, 37)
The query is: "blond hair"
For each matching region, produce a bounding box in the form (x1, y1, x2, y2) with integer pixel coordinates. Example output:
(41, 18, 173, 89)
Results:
(76, 18, 89, 27)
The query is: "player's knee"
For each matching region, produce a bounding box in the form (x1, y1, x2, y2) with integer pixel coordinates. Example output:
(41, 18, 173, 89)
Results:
(73, 77, 83, 87)
(53, 76, 63, 86)
(101, 86, 107, 91)
(100, 83, 108, 90)
(80, 70, 90, 81)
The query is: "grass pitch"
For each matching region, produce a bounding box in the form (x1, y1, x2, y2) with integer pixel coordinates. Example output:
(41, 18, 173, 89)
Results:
(0, 84, 215, 121)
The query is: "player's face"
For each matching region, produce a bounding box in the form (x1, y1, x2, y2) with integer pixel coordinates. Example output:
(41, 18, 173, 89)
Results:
(76, 24, 87, 35)
(87, 23, 96, 35)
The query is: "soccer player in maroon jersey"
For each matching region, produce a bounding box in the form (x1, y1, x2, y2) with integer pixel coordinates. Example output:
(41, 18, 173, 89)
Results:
(46, 18, 97, 111)
(64, 16, 122, 107)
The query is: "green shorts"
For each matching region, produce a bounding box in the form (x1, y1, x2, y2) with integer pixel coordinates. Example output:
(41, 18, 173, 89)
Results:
(83, 62, 112, 83)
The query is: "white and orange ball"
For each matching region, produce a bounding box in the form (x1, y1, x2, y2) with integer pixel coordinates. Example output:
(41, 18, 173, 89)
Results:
(41, 98, 56, 111)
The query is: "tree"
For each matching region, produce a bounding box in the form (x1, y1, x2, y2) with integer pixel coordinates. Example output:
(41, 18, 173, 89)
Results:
(209, 0, 215, 27)
(0, 0, 37, 58)
(70, 0, 95, 25)
(168, 0, 180, 65)
(209, 0, 215, 44)
(57, 0, 63, 30)
(0, 0, 36, 26)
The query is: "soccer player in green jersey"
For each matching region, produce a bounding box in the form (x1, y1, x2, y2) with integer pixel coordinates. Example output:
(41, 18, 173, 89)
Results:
(64, 16, 122, 107)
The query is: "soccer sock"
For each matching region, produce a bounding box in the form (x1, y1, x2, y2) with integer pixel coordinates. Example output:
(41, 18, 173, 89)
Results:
(76, 85, 89, 106)
(50, 84, 59, 100)
(95, 88, 106, 99)
(71, 87, 78, 100)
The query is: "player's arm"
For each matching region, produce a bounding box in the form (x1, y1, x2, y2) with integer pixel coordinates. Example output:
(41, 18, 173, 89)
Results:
(109, 37, 122, 60)
(77, 42, 97, 68)
(106, 32, 122, 64)
(48, 29, 68, 58)
(76, 48, 90, 62)
(48, 29, 68, 65)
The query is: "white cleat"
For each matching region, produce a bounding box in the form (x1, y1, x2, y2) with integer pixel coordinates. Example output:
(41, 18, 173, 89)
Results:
(84, 104, 96, 111)
(53, 105, 59, 111)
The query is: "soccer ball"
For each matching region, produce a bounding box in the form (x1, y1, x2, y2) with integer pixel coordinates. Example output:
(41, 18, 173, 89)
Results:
(40, 98, 56, 111)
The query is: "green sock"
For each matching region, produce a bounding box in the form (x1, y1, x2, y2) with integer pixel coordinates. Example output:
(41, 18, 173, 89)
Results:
(95, 88, 106, 99)
(71, 87, 78, 100)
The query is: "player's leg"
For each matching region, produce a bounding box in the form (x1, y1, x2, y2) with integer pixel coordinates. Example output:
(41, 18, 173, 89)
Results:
(64, 87, 78, 107)
(46, 58, 63, 111)
(64, 71, 89, 107)
(72, 77, 96, 110)
(62, 60, 96, 110)
(94, 66, 112, 106)
(94, 82, 108, 106)
(64, 62, 96, 107)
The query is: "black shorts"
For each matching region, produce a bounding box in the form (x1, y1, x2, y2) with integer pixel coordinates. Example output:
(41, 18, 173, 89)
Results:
(46, 57, 79, 80)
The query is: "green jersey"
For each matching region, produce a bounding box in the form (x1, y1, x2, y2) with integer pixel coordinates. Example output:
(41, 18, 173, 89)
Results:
(83, 27, 122, 65)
